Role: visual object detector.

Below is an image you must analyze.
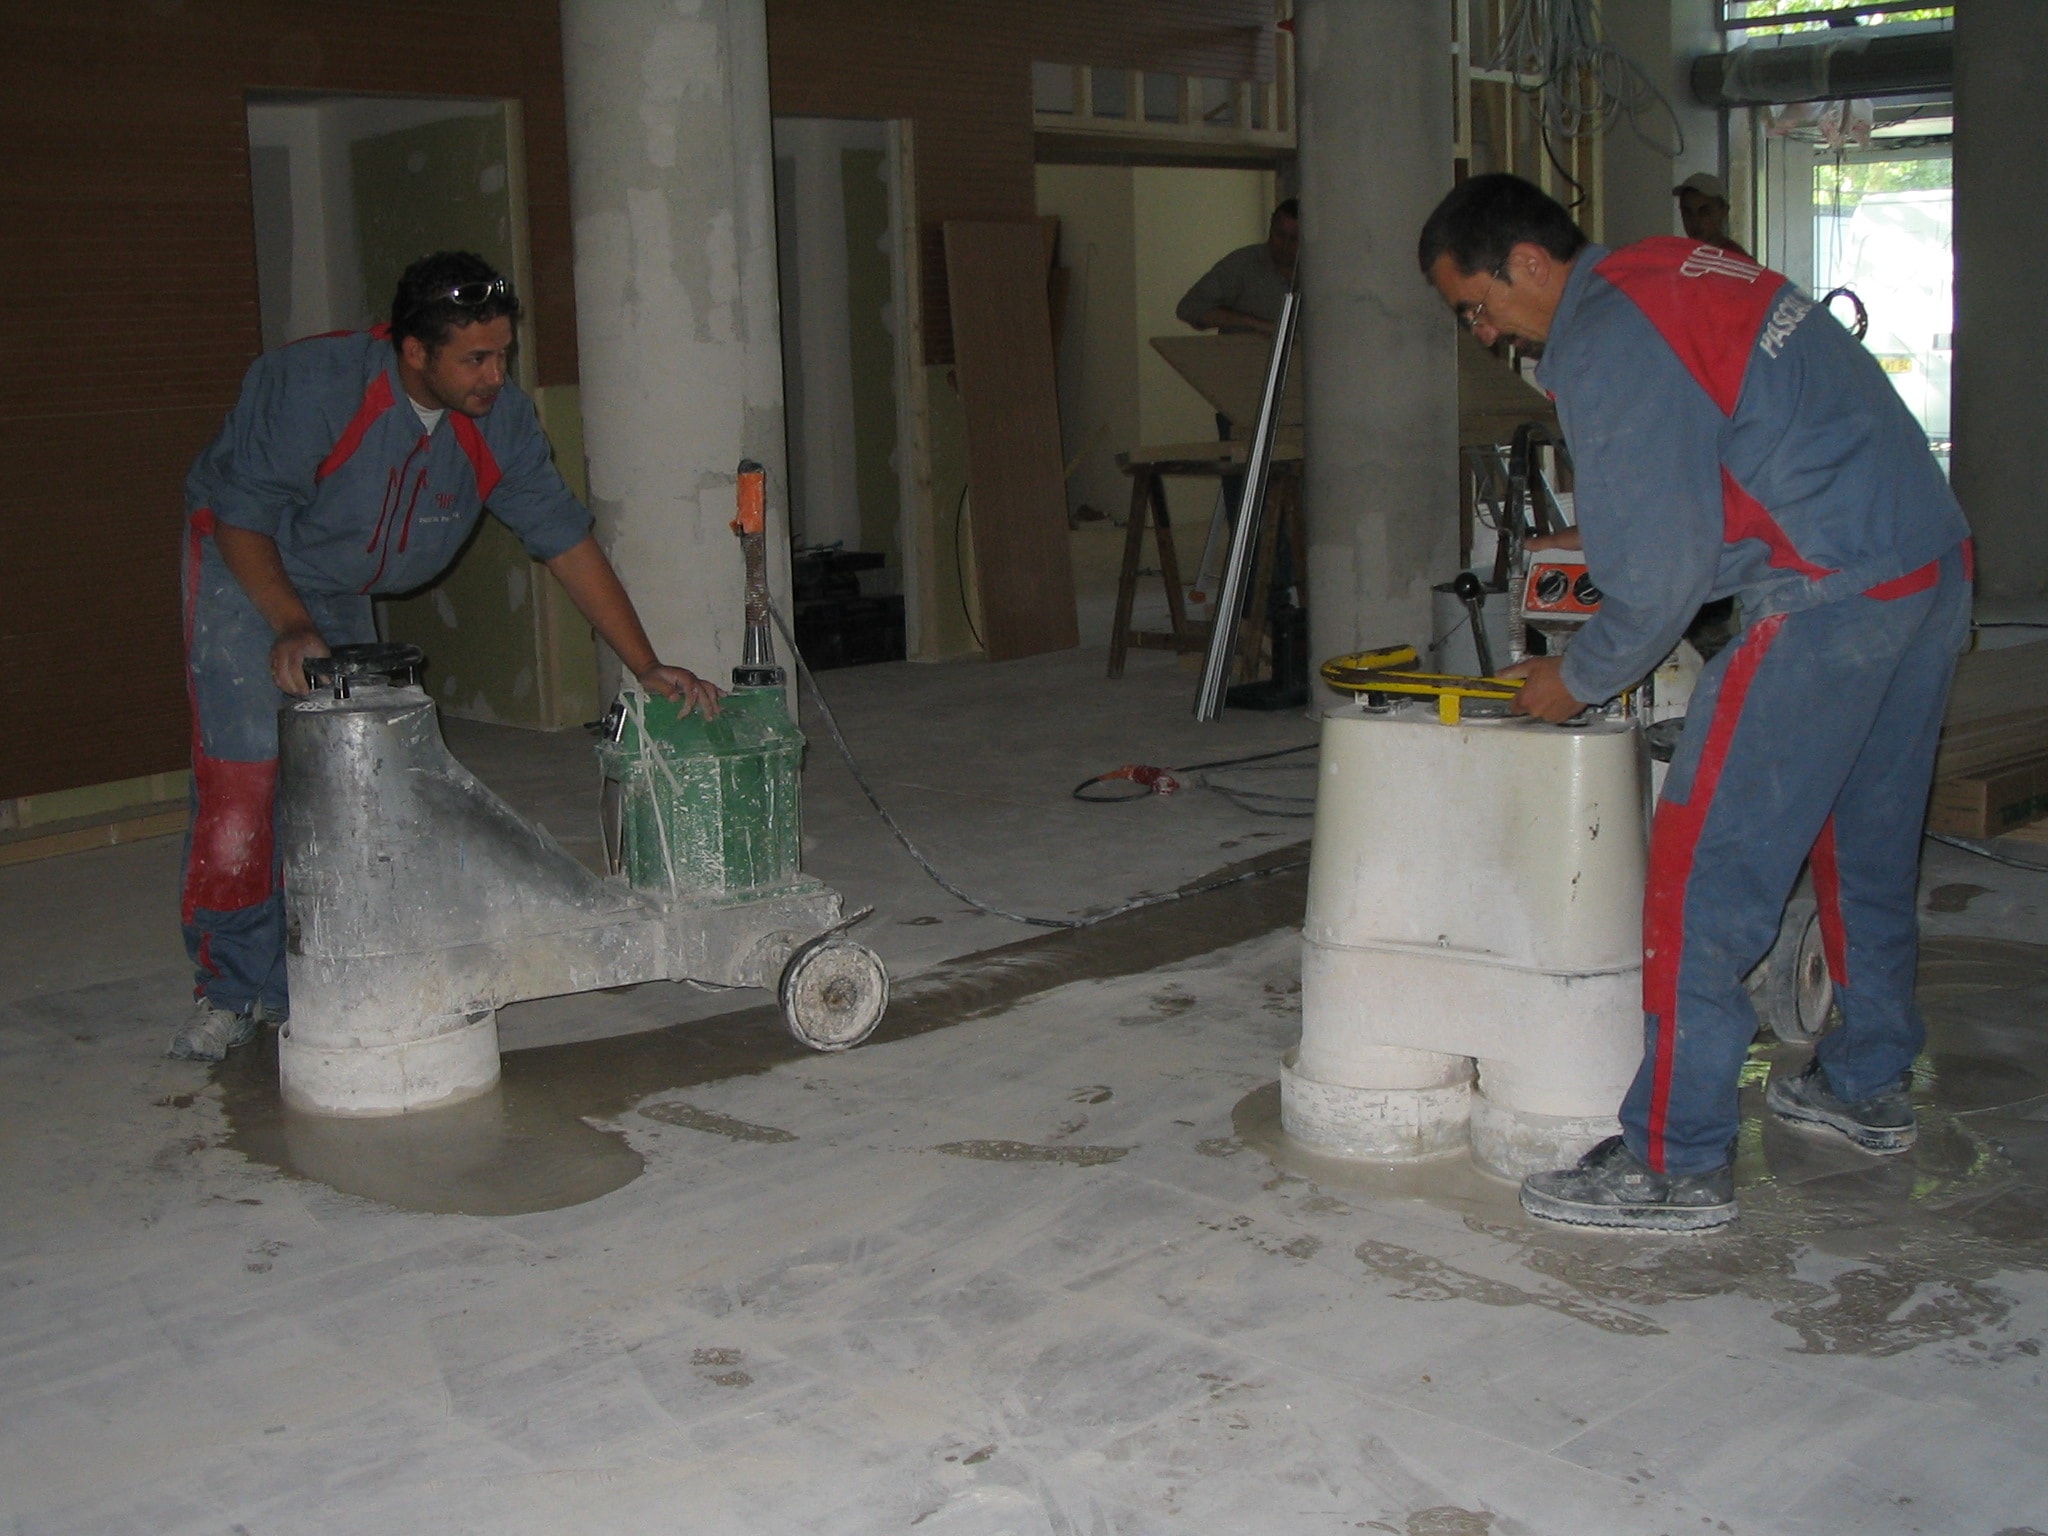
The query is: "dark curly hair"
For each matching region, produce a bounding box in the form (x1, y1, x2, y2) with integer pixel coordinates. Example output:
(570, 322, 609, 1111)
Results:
(389, 251, 522, 355)
(1417, 174, 1586, 279)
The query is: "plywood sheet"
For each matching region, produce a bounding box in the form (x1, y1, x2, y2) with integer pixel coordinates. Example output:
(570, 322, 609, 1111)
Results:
(1457, 330, 1558, 446)
(1150, 332, 1301, 431)
(1946, 639, 2048, 728)
(942, 221, 1079, 660)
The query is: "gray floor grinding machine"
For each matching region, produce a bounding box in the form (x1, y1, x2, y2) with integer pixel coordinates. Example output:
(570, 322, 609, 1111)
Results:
(276, 461, 886, 1117)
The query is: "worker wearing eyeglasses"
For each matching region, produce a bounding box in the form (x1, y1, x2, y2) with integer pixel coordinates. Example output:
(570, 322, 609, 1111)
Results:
(170, 251, 722, 1062)
(1416, 175, 1971, 1232)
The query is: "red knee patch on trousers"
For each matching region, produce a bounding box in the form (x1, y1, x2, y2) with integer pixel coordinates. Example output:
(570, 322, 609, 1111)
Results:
(182, 754, 279, 921)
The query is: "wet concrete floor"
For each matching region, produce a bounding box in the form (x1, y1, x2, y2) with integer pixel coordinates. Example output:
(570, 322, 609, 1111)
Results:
(216, 848, 1309, 1215)
(219, 852, 2048, 1371)
(1229, 934, 2048, 1359)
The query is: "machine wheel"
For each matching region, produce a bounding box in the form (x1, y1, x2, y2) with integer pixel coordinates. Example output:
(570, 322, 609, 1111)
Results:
(779, 936, 889, 1052)
(1748, 893, 1838, 1044)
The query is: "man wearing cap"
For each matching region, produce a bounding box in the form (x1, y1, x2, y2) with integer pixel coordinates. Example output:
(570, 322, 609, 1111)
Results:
(170, 251, 722, 1062)
(1674, 172, 1748, 255)
(1176, 198, 1300, 335)
(1417, 174, 1969, 1231)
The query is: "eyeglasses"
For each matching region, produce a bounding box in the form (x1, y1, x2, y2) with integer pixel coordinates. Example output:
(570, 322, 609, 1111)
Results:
(444, 276, 511, 309)
(1457, 263, 1510, 333)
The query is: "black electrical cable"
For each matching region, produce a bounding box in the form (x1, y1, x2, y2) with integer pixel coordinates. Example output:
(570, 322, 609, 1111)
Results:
(1205, 759, 1318, 813)
(953, 481, 984, 651)
(1979, 622, 2048, 631)
(1926, 831, 2048, 874)
(770, 604, 1306, 929)
(1537, 118, 1589, 209)
(1070, 740, 1319, 803)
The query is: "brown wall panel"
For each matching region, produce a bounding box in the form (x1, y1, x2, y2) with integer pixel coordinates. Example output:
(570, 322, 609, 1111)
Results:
(5, 0, 1270, 798)
(943, 221, 1080, 661)
(766, 0, 1277, 365)
(1, 1, 579, 799)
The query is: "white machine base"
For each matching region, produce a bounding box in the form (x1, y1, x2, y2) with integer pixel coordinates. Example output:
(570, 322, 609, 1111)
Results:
(1280, 1049, 1472, 1161)
(1288, 701, 1648, 1183)
(279, 1011, 500, 1117)
(1467, 1090, 1621, 1181)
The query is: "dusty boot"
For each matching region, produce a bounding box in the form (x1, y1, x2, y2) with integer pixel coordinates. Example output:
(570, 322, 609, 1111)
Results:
(1766, 1057, 1915, 1154)
(166, 999, 258, 1062)
(1519, 1135, 1737, 1232)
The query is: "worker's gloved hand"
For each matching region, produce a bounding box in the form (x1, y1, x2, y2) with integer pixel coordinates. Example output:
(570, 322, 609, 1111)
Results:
(1500, 655, 1587, 722)
(638, 664, 724, 720)
(270, 627, 331, 696)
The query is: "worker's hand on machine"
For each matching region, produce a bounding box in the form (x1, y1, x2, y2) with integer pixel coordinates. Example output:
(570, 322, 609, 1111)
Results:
(271, 626, 331, 696)
(1524, 527, 1583, 553)
(638, 664, 724, 720)
(1500, 655, 1587, 723)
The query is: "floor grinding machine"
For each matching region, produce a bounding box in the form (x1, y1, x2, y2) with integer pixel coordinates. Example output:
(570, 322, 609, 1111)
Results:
(276, 462, 886, 1117)
(1287, 540, 1830, 1180)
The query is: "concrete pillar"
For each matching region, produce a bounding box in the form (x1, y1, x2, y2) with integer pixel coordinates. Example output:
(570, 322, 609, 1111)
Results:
(1598, 0, 1721, 247)
(1296, 0, 1459, 685)
(1953, 0, 2048, 599)
(560, 0, 791, 686)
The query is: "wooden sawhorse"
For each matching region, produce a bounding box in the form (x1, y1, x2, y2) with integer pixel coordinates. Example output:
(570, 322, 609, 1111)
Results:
(1107, 440, 1302, 682)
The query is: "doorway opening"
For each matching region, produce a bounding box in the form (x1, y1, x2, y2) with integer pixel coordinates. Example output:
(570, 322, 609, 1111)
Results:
(773, 117, 932, 670)
(1033, 160, 1281, 650)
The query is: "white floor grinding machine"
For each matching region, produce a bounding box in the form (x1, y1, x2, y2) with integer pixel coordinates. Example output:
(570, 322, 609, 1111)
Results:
(1286, 519, 1833, 1180)
(276, 463, 887, 1117)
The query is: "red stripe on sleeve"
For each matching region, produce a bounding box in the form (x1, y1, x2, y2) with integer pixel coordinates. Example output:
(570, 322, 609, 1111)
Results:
(450, 412, 503, 505)
(316, 373, 396, 482)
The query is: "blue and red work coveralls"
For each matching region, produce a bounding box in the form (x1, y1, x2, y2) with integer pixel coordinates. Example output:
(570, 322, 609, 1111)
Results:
(181, 329, 590, 1019)
(1538, 238, 1973, 1176)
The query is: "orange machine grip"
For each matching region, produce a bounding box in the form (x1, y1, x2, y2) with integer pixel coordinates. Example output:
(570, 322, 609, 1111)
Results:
(731, 460, 766, 536)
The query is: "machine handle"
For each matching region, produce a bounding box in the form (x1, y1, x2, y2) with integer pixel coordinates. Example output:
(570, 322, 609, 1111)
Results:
(731, 459, 766, 536)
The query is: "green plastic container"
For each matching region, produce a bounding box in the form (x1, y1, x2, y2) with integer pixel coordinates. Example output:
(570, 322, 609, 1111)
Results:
(598, 686, 805, 901)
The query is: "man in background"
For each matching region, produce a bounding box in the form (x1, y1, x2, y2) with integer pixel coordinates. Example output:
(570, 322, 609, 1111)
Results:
(1176, 198, 1299, 335)
(1674, 171, 1748, 255)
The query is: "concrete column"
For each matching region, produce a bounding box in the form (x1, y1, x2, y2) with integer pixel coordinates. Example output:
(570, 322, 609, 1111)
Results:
(560, 0, 790, 686)
(1598, 0, 1721, 247)
(1953, 0, 2048, 599)
(1296, 0, 1459, 686)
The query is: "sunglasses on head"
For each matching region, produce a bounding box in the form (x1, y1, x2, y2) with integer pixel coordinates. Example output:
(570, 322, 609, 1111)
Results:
(443, 276, 511, 308)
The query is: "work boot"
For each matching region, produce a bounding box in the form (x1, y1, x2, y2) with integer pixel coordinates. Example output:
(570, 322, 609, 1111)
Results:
(1519, 1135, 1737, 1232)
(1766, 1057, 1916, 1154)
(166, 999, 258, 1062)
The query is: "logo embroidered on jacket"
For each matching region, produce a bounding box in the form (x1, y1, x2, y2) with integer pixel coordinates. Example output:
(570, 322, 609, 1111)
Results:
(1679, 245, 1761, 281)
(1758, 292, 1814, 359)
(435, 492, 457, 510)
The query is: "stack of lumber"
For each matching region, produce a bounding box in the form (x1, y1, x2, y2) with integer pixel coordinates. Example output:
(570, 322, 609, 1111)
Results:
(1929, 639, 2048, 838)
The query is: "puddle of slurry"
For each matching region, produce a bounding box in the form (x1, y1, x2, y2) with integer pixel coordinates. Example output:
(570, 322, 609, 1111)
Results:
(215, 846, 1305, 1215)
(1369, 1509, 1495, 1536)
(1235, 936, 2048, 1357)
(1926, 881, 1991, 914)
(213, 1029, 644, 1218)
(637, 1101, 798, 1143)
(930, 1139, 1130, 1167)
